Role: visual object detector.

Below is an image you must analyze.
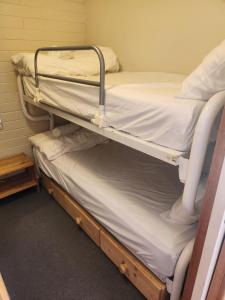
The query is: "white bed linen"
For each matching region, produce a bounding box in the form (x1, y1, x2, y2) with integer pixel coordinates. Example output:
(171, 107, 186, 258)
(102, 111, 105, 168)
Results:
(29, 128, 108, 160)
(23, 72, 204, 152)
(12, 48, 119, 77)
(34, 141, 197, 281)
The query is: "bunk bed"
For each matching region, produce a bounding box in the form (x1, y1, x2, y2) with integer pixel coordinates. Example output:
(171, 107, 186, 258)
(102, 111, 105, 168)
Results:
(13, 45, 225, 300)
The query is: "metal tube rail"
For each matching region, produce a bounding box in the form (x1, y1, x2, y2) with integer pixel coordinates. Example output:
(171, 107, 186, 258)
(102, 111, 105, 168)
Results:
(170, 239, 195, 300)
(17, 75, 54, 130)
(182, 90, 225, 215)
(34, 45, 106, 106)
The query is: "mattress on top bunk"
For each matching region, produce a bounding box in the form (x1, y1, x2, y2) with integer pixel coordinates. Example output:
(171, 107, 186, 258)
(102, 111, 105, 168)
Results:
(22, 71, 205, 152)
(34, 141, 197, 281)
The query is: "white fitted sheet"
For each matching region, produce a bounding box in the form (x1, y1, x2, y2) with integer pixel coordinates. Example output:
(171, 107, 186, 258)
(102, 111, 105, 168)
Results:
(34, 141, 197, 281)
(23, 72, 205, 152)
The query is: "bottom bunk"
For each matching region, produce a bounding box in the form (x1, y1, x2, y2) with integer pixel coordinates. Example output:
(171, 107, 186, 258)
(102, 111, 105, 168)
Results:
(42, 173, 168, 300)
(32, 137, 198, 299)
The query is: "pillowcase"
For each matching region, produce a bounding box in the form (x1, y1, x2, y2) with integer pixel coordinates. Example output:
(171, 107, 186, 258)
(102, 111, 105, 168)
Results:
(71, 47, 120, 73)
(41, 129, 108, 160)
(12, 47, 119, 77)
(52, 123, 80, 138)
(29, 131, 52, 149)
(30, 127, 108, 160)
(47, 46, 120, 73)
(181, 39, 225, 100)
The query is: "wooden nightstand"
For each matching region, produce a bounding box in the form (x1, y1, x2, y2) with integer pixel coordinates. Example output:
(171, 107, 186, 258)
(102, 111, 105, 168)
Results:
(0, 153, 39, 200)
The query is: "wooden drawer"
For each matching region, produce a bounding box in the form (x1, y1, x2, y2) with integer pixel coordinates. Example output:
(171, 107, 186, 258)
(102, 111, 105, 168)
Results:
(42, 175, 101, 246)
(42, 174, 168, 300)
(100, 230, 168, 300)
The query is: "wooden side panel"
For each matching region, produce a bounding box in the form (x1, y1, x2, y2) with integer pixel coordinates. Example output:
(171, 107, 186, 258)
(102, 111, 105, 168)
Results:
(100, 230, 168, 300)
(42, 174, 101, 246)
(42, 174, 168, 300)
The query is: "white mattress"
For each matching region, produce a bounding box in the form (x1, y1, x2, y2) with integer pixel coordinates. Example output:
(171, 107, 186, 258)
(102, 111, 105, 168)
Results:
(34, 141, 197, 281)
(23, 72, 205, 152)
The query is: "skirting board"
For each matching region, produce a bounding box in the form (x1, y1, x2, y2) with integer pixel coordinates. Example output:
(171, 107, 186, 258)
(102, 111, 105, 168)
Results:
(42, 173, 169, 300)
(0, 274, 10, 300)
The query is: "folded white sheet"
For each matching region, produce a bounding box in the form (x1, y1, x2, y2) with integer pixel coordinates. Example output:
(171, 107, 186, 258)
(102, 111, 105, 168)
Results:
(11, 47, 119, 77)
(29, 127, 108, 160)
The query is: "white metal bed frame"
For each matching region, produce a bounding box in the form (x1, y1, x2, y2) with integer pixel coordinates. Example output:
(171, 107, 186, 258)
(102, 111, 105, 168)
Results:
(16, 45, 225, 300)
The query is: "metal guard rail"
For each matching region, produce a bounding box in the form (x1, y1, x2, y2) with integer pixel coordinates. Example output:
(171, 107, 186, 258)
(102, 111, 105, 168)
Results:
(34, 45, 106, 106)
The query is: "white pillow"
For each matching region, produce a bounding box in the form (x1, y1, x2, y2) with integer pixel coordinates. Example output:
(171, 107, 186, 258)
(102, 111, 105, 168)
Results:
(30, 128, 108, 160)
(181, 39, 225, 100)
(52, 123, 80, 138)
(29, 131, 52, 149)
(71, 47, 120, 73)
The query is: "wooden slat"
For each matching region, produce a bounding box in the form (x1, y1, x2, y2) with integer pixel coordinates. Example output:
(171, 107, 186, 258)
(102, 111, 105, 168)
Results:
(0, 173, 37, 199)
(0, 153, 33, 176)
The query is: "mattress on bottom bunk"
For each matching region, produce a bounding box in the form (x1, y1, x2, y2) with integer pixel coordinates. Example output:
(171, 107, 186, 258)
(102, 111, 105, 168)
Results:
(34, 141, 197, 281)
(23, 72, 205, 152)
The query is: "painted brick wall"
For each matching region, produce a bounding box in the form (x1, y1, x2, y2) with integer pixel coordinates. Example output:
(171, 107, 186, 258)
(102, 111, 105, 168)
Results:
(0, 0, 86, 158)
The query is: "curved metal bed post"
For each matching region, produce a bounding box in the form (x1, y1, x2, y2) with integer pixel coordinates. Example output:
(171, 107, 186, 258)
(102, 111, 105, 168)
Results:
(34, 45, 106, 107)
(170, 238, 195, 300)
(17, 75, 54, 130)
(182, 90, 225, 215)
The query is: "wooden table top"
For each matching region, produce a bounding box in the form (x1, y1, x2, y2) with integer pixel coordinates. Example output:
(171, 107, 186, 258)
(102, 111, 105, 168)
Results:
(0, 153, 34, 177)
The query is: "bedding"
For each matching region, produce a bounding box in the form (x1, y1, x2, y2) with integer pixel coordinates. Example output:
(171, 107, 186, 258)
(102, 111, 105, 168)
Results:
(52, 123, 80, 137)
(11, 47, 119, 77)
(181, 39, 225, 100)
(22, 71, 204, 152)
(30, 127, 108, 160)
(34, 141, 197, 281)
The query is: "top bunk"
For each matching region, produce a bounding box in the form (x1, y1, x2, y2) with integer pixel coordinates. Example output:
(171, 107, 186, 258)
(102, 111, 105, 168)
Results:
(12, 42, 225, 222)
(13, 45, 225, 169)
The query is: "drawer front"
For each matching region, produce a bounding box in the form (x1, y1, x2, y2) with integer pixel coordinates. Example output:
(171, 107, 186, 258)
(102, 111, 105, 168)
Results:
(100, 230, 167, 300)
(67, 193, 101, 246)
(43, 175, 168, 300)
(42, 175, 101, 246)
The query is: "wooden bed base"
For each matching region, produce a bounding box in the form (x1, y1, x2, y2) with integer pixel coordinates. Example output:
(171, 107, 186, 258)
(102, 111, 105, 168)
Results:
(42, 174, 169, 300)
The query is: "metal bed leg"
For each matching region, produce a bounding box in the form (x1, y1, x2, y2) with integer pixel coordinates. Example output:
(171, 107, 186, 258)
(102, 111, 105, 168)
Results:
(181, 91, 225, 216)
(17, 76, 54, 130)
(169, 239, 195, 300)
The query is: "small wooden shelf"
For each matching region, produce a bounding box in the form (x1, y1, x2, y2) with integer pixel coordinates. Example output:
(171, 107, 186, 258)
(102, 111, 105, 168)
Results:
(0, 153, 39, 200)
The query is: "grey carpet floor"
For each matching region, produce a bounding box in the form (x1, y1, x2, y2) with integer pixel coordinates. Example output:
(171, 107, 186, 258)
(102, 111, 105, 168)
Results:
(0, 187, 144, 300)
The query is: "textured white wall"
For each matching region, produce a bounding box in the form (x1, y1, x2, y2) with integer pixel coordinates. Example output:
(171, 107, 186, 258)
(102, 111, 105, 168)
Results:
(86, 0, 225, 74)
(1, 0, 225, 159)
(0, 0, 86, 158)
